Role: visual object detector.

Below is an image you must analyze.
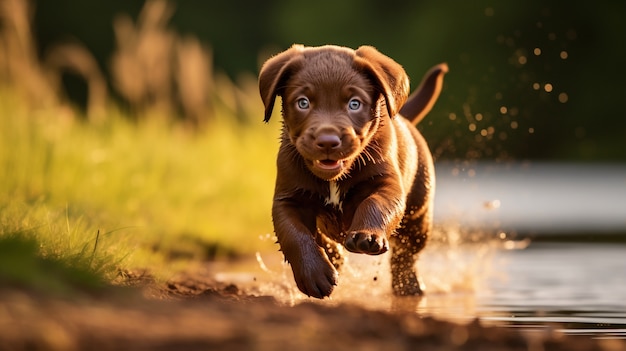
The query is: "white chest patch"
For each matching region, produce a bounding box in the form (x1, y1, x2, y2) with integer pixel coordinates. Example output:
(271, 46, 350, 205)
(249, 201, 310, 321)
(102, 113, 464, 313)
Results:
(324, 180, 343, 210)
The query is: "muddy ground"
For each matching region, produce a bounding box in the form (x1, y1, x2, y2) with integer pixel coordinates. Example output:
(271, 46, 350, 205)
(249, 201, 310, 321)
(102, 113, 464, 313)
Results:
(1, 265, 623, 351)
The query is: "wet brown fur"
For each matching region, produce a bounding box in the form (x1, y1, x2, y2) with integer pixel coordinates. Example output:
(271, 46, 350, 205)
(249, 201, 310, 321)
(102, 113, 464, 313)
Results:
(259, 44, 447, 298)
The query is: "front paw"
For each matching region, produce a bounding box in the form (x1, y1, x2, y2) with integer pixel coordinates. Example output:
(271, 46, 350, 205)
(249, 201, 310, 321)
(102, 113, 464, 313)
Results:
(344, 230, 389, 255)
(290, 248, 338, 299)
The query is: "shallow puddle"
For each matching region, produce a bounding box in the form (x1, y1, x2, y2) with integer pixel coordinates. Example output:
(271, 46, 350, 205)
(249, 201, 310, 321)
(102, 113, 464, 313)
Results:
(214, 241, 626, 340)
(210, 163, 626, 340)
(476, 242, 626, 339)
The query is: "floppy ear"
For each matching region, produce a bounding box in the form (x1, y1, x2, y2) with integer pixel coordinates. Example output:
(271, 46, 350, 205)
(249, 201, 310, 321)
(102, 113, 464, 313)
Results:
(354, 46, 410, 118)
(258, 45, 304, 122)
(399, 63, 448, 125)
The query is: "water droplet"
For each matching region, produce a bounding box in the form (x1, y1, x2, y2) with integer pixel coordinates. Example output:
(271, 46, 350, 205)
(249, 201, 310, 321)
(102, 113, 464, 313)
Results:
(510, 121, 518, 129)
(500, 106, 508, 114)
(533, 48, 542, 56)
(518, 56, 527, 64)
(475, 113, 483, 121)
(528, 127, 535, 134)
(558, 92, 568, 103)
(449, 112, 457, 121)
(532, 83, 541, 90)
(560, 51, 568, 59)
(544, 83, 553, 92)
(469, 123, 476, 132)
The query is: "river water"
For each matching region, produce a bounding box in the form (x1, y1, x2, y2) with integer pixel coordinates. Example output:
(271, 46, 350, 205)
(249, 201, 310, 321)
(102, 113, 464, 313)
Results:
(477, 242, 626, 339)
(217, 162, 626, 340)
(426, 162, 626, 339)
(222, 240, 626, 341)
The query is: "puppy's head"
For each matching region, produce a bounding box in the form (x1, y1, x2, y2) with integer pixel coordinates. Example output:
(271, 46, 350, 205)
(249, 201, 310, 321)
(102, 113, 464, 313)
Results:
(259, 45, 409, 181)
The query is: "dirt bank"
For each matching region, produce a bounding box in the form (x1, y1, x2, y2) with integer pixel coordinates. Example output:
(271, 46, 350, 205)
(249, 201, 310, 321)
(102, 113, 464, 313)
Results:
(1, 267, 622, 351)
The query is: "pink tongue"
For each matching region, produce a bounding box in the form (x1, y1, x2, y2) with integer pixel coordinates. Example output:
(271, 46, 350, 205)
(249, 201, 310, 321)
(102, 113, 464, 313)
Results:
(317, 159, 340, 170)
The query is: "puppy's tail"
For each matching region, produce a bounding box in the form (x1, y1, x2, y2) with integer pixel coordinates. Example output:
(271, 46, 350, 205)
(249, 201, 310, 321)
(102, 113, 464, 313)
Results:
(399, 63, 448, 125)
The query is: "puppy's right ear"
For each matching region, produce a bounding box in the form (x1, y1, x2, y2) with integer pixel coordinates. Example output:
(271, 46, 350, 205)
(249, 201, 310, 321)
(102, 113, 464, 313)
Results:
(259, 45, 304, 122)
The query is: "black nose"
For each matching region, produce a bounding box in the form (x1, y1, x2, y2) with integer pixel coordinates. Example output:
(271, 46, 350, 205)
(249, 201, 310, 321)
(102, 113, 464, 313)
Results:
(315, 134, 341, 150)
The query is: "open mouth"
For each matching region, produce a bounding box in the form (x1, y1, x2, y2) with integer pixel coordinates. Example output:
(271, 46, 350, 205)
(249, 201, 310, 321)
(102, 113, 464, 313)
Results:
(314, 159, 344, 171)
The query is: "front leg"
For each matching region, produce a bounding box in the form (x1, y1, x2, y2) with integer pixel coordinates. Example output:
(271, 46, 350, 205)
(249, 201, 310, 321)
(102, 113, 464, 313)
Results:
(273, 199, 338, 298)
(344, 179, 405, 255)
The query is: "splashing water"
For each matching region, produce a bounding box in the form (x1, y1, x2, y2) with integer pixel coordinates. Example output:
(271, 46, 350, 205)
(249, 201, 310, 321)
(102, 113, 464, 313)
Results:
(215, 227, 626, 339)
(216, 228, 507, 324)
(212, 163, 626, 338)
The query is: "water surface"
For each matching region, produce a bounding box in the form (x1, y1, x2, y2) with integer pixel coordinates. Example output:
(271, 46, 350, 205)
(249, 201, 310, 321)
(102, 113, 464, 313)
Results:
(476, 242, 626, 339)
(218, 163, 626, 340)
(226, 242, 626, 340)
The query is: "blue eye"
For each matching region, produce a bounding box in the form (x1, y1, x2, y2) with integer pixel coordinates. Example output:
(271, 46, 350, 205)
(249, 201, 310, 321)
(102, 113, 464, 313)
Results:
(297, 97, 310, 109)
(348, 99, 361, 110)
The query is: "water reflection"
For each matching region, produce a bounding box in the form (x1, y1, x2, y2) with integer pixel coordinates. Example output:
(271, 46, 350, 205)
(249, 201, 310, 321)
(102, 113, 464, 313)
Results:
(215, 162, 626, 339)
(479, 242, 626, 339)
(215, 239, 626, 339)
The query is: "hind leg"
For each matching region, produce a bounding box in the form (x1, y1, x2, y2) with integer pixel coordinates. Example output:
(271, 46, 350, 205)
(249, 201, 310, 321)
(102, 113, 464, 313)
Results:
(391, 149, 434, 295)
(390, 209, 430, 295)
(316, 230, 345, 270)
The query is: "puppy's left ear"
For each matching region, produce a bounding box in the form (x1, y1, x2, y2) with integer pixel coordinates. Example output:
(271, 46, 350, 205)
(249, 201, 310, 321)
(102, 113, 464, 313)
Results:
(259, 45, 304, 122)
(354, 46, 409, 118)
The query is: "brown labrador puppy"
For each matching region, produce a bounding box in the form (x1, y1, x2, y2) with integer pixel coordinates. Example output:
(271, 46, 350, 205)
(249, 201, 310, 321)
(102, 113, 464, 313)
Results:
(259, 44, 447, 298)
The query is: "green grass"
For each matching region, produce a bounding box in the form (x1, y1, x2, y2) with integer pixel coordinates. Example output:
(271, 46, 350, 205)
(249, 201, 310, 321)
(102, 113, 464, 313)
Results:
(0, 231, 109, 294)
(0, 89, 282, 285)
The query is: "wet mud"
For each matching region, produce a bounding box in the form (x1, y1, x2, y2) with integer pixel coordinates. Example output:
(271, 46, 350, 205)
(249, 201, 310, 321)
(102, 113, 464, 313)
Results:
(1, 265, 622, 351)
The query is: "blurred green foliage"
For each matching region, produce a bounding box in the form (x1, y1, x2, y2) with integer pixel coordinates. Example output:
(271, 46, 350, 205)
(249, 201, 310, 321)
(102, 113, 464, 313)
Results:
(33, 0, 625, 161)
(0, 88, 280, 277)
